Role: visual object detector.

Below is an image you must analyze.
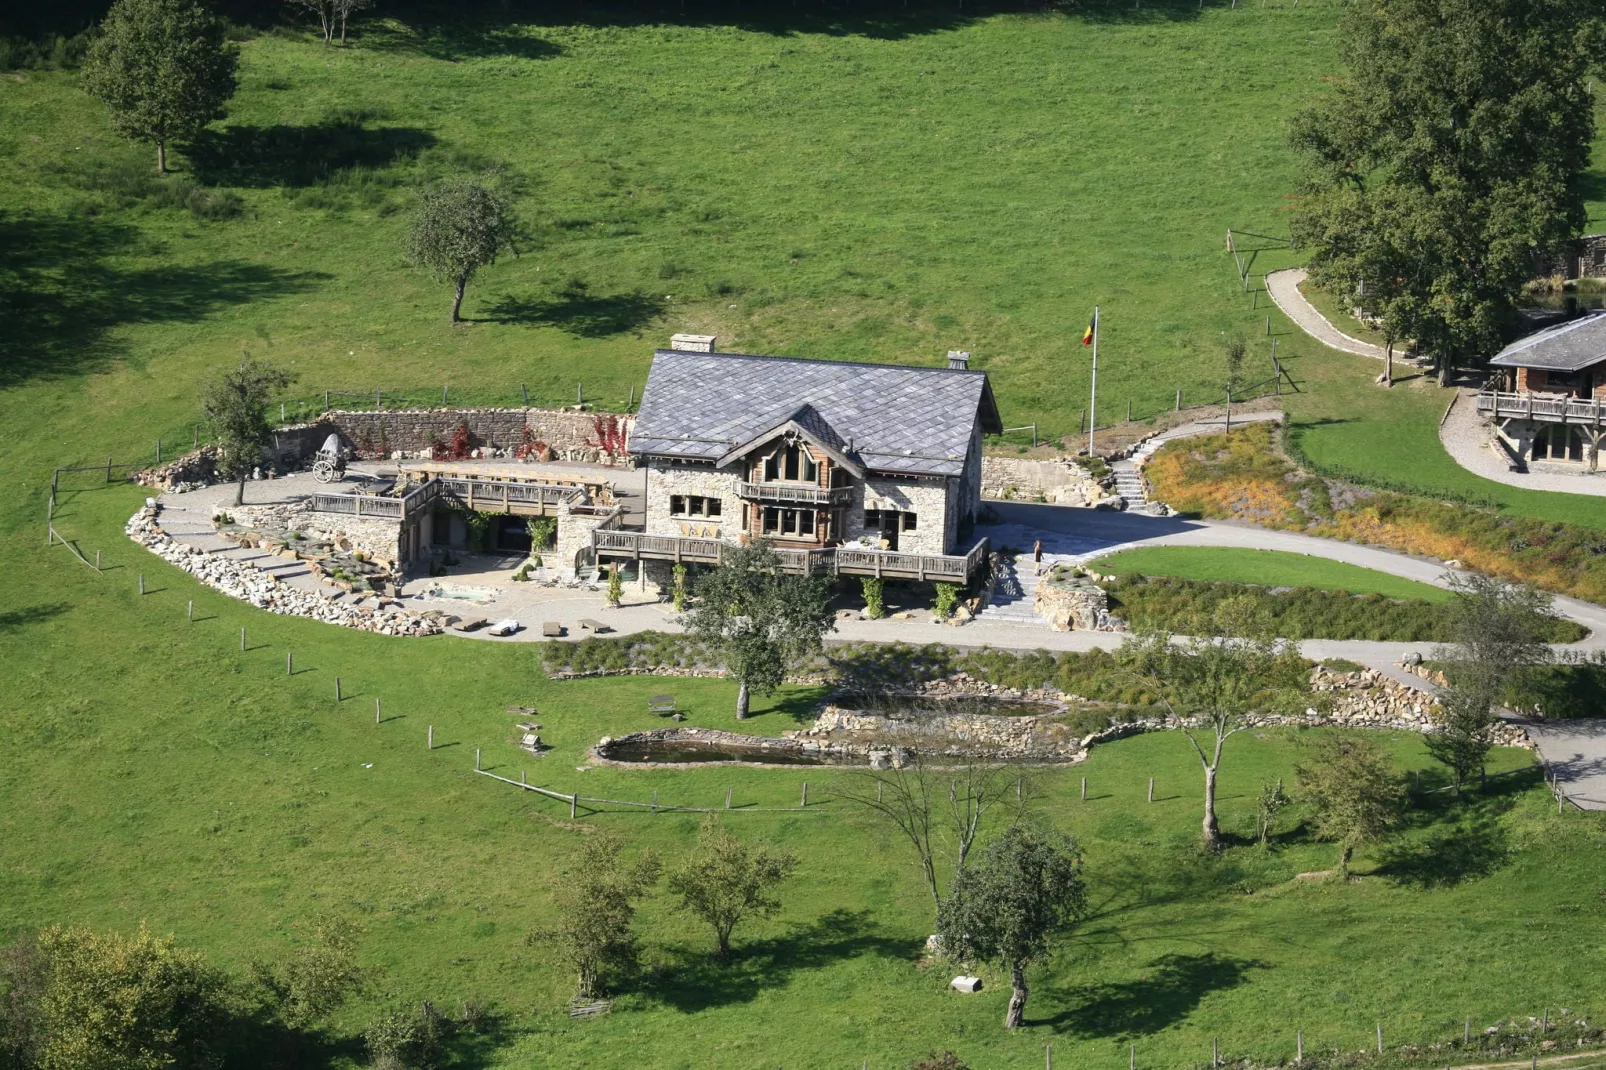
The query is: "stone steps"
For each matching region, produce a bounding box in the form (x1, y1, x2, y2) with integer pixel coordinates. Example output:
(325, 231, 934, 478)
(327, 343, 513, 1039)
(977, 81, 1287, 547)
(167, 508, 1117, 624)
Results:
(977, 556, 1049, 625)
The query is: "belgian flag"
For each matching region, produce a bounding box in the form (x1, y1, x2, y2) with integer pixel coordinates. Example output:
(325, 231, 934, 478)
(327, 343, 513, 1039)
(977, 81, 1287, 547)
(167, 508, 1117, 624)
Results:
(1081, 318, 1095, 346)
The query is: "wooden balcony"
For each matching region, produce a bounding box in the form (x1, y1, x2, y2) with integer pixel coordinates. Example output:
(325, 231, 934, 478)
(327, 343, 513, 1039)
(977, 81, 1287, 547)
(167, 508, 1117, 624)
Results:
(311, 476, 583, 521)
(593, 530, 989, 582)
(736, 480, 856, 506)
(1477, 390, 1606, 427)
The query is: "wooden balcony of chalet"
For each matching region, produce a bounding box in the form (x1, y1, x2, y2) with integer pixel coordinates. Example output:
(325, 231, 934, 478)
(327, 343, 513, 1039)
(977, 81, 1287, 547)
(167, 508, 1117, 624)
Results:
(735, 480, 857, 507)
(592, 528, 990, 582)
(311, 475, 584, 520)
(1477, 390, 1606, 427)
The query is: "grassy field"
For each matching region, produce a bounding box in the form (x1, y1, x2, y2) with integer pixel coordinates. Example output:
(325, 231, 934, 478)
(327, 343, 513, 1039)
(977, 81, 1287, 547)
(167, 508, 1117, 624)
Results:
(5, 480, 1603, 1068)
(1093, 547, 1452, 602)
(8, 5, 1606, 1066)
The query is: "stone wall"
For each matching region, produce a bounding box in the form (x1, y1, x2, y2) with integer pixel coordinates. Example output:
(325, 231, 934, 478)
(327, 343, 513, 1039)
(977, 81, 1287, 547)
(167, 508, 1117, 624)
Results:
(276, 408, 636, 465)
(555, 505, 625, 577)
(1035, 573, 1125, 632)
(980, 456, 1107, 506)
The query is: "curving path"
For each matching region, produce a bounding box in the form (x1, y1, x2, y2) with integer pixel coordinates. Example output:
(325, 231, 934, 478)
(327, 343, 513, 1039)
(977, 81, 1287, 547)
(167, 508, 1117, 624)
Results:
(1265, 268, 1388, 359)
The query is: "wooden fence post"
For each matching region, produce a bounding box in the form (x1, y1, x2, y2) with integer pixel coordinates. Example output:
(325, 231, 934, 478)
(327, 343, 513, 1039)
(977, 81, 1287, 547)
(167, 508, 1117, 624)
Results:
(375, 698, 381, 725)
(1081, 776, 1087, 801)
(725, 786, 732, 809)
(1176, 389, 1182, 411)
(335, 677, 341, 701)
(475, 747, 481, 770)
(1297, 1030, 1302, 1062)
(428, 725, 433, 750)
(240, 627, 246, 651)
(1376, 1024, 1383, 1054)
(1148, 777, 1154, 802)
(570, 793, 577, 818)
(801, 782, 808, 808)
(138, 573, 145, 595)
(521, 383, 528, 405)
(187, 600, 193, 622)
(287, 652, 293, 676)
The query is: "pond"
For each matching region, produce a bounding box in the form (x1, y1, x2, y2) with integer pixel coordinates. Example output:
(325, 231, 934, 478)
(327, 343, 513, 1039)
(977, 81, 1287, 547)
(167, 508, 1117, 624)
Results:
(830, 691, 1063, 719)
(597, 738, 856, 766)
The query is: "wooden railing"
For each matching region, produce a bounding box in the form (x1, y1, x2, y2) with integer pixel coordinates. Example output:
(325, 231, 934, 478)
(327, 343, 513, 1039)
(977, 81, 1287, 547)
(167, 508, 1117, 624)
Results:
(736, 480, 856, 506)
(311, 476, 582, 521)
(1477, 390, 1606, 426)
(592, 530, 988, 581)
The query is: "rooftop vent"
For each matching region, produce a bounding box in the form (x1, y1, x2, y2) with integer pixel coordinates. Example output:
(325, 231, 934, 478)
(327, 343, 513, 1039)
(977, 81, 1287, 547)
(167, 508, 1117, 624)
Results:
(671, 333, 717, 353)
(947, 350, 971, 370)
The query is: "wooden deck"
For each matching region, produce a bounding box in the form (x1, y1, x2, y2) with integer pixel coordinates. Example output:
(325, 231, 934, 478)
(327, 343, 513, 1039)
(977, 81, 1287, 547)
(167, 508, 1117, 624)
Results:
(311, 476, 584, 520)
(593, 529, 988, 582)
(1477, 390, 1606, 427)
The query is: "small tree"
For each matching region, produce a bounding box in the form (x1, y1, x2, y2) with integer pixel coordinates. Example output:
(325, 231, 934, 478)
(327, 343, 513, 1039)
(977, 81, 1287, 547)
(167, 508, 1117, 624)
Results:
(252, 914, 364, 1034)
(81, 0, 239, 174)
(1121, 598, 1308, 850)
(937, 826, 1086, 1030)
(285, 0, 337, 43)
(861, 576, 886, 619)
(405, 178, 517, 323)
(606, 561, 623, 608)
(1255, 777, 1290, 847)
(1295, 734, 1407, 878)
(671, 563, 688, 613)
(200, 356, 294, 506)
(1428, 574, 1558, 791)
(1221, 333, 1247, 432)
(536, 833, 659, 1001)
(836, 754, 1032, 923)
(686, 539, 834, 719)
(667, 821, 799, 959)
(333, 0, 375, 44)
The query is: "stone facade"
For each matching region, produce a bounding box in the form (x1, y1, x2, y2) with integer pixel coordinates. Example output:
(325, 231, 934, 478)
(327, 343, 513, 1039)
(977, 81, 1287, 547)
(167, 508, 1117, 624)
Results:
(849, 476, 954, 556)
(642, 461, 739, 541)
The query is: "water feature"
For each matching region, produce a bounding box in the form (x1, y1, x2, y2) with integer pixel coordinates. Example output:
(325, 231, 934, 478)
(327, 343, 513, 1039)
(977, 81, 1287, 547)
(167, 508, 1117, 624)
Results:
(424, 582, 498, 603)
(598, 738, 854, 766)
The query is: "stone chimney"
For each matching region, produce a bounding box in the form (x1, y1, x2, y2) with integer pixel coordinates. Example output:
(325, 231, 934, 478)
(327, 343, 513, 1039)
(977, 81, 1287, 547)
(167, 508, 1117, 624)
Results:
(670, 333, 717, 353)
(947, 350, 971, 370)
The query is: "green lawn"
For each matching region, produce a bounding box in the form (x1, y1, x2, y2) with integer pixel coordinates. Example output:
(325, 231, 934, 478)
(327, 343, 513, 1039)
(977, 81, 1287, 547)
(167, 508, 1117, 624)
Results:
(1094, 547, 1452, 602)
(4, 481, 1599, 1068)
(8, 6, 1606, 1066)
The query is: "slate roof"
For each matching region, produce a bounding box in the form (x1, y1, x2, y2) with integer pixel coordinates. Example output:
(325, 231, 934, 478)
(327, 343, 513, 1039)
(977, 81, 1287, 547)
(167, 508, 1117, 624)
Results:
(1490, 312, 1606, 372)
(630, 350, 1003, 478)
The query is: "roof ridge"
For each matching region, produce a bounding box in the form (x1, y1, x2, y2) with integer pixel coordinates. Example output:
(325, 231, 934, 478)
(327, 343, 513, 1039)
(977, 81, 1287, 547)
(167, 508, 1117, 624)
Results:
(652, 349, 989, 376)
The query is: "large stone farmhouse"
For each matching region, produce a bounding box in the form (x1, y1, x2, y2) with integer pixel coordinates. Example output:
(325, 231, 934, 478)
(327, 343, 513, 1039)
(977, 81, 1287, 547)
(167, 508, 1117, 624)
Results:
(595, 343, 1002, 584)
(1477, 311, 1606, 471)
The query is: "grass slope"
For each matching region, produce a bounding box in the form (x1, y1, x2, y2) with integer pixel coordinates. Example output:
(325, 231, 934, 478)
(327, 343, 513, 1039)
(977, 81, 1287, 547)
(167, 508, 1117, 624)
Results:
(1094, 547, 1451, 602)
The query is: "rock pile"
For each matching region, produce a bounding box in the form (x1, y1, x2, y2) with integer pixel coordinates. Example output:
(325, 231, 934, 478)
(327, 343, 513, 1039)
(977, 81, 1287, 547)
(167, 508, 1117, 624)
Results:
(134, 447, 220, 492)
(125, 506, 441, 637)
(1035, 567, 1126, 632)
(791, 705, 1087, 763)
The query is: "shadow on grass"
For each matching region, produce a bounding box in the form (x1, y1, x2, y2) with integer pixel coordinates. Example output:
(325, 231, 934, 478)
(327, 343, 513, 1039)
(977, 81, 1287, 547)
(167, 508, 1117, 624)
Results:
(1376, 810, 1511, 888)
(187, 115, 437, 188)
(481, 283, 666, 338)
(0, 604, 69, 633)
(1037, 952, 1262, 1037)
(641, 908, 912, 1011)
(0, 214, 331, 388)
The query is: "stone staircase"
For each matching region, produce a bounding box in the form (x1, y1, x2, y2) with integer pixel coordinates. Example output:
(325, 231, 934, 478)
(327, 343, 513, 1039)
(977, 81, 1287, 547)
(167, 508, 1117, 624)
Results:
(1109, 460, 1148, 509)
(976, 554, 1049, 626)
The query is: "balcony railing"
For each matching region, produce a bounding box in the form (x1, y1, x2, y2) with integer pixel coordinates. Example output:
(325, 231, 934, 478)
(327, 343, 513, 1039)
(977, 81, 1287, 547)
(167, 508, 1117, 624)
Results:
(311, 476, 582, 521)
(592, 530, 989, 581)
(736, 480, 856, 506)
(1477, 390, 1606, 426)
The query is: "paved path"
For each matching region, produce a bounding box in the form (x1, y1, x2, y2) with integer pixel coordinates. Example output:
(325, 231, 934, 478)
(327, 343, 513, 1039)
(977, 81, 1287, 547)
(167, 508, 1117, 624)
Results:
(1519, 720, 1606, 810)
(1265, 268, 1388, 359)
(1438, 387, 1606, 496)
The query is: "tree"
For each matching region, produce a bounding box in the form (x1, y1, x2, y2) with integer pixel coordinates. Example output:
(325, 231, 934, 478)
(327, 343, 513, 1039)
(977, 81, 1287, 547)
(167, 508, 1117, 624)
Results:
(535, 834, 659, 1001)
(1221, 334, 1246, 432)
(937, 826, 1086, 1029)
(287, 0, 374, 46)
(836, 755, 1033, 922)
(1121, 598, 1308, 850)
(81, 0, 238, 174)
(363, 1002, 448, 1070)
(252, 915, 364, 1033)
(1255, 777, 1290, 847)
(0, 924, 233, 1070)
(685, 538, 834, 719)
(405, 178, 517, 324)
(1295, 734, 1408, 878)
(666, 821, 799, 959)
(1427, 573, 1558, 791)
(200, 356, 294, 506)
(1289, 0, 1596, 385)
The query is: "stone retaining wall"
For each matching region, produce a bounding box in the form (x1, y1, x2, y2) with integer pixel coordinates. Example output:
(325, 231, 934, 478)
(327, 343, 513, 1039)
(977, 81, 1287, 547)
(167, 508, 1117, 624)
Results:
(980, 456, 1107, 505)
(299, 407, 635, 465)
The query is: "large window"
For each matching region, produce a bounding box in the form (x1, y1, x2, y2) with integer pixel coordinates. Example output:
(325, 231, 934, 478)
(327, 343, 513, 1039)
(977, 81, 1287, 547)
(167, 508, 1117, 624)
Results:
(761, 507, 818, 537)
(761, 444, 818, 483)
(670, 495, 723, 518)
(864, 508, 917, 531)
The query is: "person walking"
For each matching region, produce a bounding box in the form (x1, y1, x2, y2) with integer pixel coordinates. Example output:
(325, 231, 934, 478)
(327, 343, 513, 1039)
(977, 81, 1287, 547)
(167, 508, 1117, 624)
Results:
(1033, 539, 1044, 575)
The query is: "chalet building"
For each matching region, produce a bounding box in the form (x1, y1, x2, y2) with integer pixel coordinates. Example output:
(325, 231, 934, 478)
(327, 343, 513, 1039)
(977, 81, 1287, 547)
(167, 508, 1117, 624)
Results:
(593, 343, 1002, 583)
(1478, 312, 1606, 471)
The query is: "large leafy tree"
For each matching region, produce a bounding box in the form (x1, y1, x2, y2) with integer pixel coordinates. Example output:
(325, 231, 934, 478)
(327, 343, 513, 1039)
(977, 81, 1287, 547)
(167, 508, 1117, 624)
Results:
(536, 833, 659, 1002)
(1288, 0, 1597, 383)
(937, 826, 1086, 1030)
(667, 821, 799, 959)
(685, 539, 835, 719)
(200, 356, 294, 506)
(1121, 597, 1309, 851)
(81, 0, 239, 174)
(405, 178, 518, 324)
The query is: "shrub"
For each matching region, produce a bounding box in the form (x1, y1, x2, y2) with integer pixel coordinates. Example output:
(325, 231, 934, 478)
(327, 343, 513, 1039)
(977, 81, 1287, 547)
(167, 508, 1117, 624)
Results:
(527, 515, 557, 549)
(861, 576, 886, 619)
(933, 581, 962, 619)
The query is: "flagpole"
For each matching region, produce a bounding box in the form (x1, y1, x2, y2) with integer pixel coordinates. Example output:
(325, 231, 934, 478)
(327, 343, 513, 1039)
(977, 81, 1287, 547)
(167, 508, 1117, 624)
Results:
(1088, 306, 1100, 457)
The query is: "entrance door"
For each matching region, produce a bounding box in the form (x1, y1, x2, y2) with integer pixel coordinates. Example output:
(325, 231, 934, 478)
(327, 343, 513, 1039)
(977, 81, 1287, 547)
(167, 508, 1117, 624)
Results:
(879, 512, 900, 551)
